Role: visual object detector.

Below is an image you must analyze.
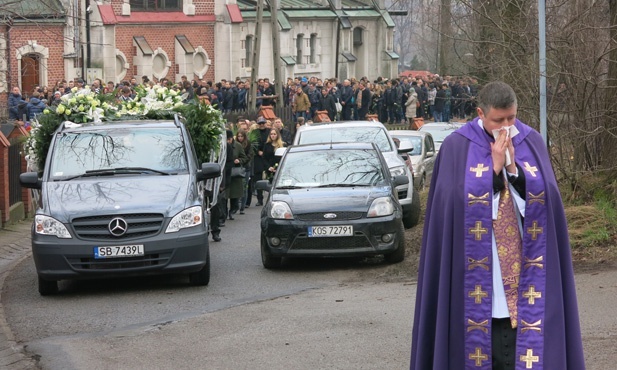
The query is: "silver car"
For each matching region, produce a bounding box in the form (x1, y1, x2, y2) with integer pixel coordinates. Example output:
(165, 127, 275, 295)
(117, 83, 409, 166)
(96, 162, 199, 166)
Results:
(417, 122, 465, 152)
(293, 121, 421, 229)
(390, 130, 436, 190)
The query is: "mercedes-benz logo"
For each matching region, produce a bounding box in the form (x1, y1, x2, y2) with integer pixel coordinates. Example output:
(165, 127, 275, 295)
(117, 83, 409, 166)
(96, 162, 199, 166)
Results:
(323, 213, 337, 219)
(108, 217, 128, 237)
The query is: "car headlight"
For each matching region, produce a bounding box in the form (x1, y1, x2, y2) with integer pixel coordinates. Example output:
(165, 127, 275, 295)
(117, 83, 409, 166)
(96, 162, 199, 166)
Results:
(390, 165, 406, 177)
(270, 201, 294, 219)
(35, 215, 72, 239)
(367, 197, 395, 218)
(166, 206, 203, 233)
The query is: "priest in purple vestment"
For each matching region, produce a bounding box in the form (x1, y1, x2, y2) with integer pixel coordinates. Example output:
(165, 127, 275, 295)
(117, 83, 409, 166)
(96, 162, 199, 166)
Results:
(410, 81, 585, 370)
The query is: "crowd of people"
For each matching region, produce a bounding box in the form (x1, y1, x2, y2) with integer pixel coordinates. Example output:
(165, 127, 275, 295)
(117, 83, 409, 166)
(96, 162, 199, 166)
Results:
(7, 73, 480, 125)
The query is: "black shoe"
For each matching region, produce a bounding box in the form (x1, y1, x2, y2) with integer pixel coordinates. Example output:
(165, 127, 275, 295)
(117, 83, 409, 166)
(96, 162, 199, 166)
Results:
(256, 202, 263, 206)
(212, 234, 221, 242)
(228, 215, 234, 220)
(239, 211, 245, 214)
(219, 222, 225, 227)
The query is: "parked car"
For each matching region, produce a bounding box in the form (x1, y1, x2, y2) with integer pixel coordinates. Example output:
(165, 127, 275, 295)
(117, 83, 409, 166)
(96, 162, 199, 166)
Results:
(256, 142, 409, 269)
(417, 121, 465, 152)
(20, 117, 222, 295)
(389, 130, 436, 190)
(293, 121, 421, 229)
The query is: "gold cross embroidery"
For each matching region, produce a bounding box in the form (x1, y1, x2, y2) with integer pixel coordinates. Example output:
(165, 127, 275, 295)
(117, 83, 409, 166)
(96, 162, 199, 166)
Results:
(522, 285, 542, 304)
(524, 162, 538, 177)
(520, 348, 540, 368)
(469, 221, 488, 241)
(468, 192, 490, 206)
(467, 319, 489, 333)
(469, 285, 488, 304)
(528, 191, 545, 205)
(527, 221, 543, 241)
(470, 163, 489, 177)
(468, 257, 490, 271)
(521, 320, 542, 334)
(524, 256, 544, 270)
(469, 347, 489, 367)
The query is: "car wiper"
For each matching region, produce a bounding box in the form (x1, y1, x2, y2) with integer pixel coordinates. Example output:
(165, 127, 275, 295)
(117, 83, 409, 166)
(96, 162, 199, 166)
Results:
(61, 167, 170, 181)
(275, 185, 303, 189)
(315, 183, 364, 188)
(112, 167, 170, 175)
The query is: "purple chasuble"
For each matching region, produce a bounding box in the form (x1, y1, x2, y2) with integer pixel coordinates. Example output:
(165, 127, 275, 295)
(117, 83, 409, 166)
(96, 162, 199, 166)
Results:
(410, 119, 586, 370)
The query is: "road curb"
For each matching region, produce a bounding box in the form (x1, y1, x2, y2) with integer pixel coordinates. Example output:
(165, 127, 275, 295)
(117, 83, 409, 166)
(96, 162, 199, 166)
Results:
(0, 222, 38, 369)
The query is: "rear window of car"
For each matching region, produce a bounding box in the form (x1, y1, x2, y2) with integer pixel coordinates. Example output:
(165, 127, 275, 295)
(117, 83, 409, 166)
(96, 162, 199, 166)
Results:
(276, 149, 387, 188)
(49, 127, 188, 179)
(392, 135, 422, 156)
(297, 126, 393, 152)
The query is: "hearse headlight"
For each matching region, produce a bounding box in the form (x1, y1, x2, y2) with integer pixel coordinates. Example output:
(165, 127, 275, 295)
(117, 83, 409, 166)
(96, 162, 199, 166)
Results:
(34, 215, 72, 239)
(367, 197, 395, 218)
(270, 201, 294, 219)
(166, 206, 203, 233)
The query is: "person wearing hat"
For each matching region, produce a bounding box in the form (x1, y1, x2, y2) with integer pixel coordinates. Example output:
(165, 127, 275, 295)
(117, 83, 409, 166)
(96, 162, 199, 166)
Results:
(251, 117, 270, 206)
(51, 90, 63, 107)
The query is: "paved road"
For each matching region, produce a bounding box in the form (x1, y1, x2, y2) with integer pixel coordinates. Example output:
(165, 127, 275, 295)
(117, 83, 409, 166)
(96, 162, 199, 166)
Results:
(1, 211, 617, 369)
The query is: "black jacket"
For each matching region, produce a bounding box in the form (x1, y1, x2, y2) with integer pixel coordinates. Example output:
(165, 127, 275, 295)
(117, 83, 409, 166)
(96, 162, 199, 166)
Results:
(318, 92, 337, 121)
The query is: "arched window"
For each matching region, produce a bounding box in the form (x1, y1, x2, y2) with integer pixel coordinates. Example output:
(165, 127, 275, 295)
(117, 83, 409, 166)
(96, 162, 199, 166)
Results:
(310, 34, 317, 64)
(296, 34, 304, 65)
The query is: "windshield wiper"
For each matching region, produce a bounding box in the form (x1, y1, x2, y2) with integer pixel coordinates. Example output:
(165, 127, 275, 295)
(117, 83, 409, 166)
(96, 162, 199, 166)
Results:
(111, 167, 171, 175)
(61, 167, 170, 181)
(276, 185, 303, 189)
(315, 183, 364, 188)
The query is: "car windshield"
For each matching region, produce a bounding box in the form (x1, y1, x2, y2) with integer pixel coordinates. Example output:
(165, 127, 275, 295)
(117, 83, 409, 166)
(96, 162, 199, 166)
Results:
(297, 126, 393, 152)
(419, 125, 459, 143)
(49, 127, 188, 179)
(393, 136, 422, 156)
(275, 149, 387, 188)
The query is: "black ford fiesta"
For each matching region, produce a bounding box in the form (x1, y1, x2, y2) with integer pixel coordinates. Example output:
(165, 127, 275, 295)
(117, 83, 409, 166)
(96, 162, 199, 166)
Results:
(257, 142, 409, 269)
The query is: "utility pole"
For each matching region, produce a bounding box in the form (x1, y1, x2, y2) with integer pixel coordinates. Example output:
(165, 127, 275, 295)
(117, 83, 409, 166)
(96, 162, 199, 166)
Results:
(248, 0, 265, 110)
(268, 0, 283, 107)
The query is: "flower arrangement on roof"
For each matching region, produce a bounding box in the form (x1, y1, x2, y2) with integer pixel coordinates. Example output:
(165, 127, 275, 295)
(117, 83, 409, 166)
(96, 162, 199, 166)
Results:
(25, 84, 225, 171)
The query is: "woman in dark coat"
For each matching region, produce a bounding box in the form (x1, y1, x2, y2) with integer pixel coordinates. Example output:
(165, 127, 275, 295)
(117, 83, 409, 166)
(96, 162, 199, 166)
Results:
(226, 130, 248, 219)
(235, 129, 253, 214)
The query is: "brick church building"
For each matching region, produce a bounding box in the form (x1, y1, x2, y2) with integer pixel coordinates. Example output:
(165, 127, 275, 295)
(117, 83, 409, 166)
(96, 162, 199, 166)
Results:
(0, 0, 217, 116)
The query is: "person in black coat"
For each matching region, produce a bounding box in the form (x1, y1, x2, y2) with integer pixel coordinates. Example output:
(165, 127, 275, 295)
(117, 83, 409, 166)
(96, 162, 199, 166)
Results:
(252, 117, 270, 206)
(433, 84, 447, 122)
(318, 88, 337, 121)
(356, 82, 371, 120)
(339, 79, 354, 120)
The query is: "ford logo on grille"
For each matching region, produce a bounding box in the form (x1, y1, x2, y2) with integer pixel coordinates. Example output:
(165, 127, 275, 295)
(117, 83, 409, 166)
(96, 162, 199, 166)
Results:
(108, 217, 128, 237)
(323, 213, 337, 219)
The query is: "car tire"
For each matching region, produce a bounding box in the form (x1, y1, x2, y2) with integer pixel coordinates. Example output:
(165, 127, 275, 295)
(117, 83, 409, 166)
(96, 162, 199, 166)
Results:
(384, 223, 406, 264)
(261, 234, 282, 269)
(189, 249, 211, 286)
(38, 276, 58, 296)
(403, 187, 421, 229)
